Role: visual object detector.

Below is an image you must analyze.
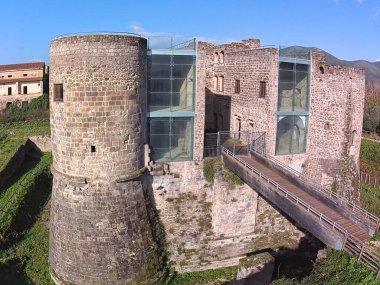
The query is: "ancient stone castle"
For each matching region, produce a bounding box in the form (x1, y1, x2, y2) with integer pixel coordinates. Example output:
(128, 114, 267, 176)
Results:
(48, 34, 365, 284)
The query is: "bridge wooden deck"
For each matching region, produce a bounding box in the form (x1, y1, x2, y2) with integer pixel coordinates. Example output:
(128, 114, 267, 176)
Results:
(222, 146, 380, 276)
(240, 155, 370, 242)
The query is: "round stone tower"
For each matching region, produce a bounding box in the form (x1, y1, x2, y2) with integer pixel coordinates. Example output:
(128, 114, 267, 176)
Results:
(49, 34, 157, 285)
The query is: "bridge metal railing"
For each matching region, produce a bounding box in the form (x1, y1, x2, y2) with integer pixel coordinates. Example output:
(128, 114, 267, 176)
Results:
(248, 139, 380, 233)
(221, 145, 380, 277)
(222, 146, 348, 236)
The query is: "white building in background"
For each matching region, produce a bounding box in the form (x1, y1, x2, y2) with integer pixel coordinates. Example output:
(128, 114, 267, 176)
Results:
(0, 62, 47, 95)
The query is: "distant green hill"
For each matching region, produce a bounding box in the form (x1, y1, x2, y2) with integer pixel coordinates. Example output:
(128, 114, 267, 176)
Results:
(322, 51, 380, 84)
(286, 46, 380, 85)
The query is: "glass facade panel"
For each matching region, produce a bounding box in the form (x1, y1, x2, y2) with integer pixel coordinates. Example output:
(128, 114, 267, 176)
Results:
(173, 55, 194, 65)
(279, 62, 294, 70)
(151, 55, 171, 64)
(278, 82, 294, 112)
(149, 93, 171, 111)
(278, 63, 309, 113)
(295, 69, 309, 112)
(279, 70, 294, 82)
(148, 117, 193, 162)
(276, 48, 311, 155)
(147, 37, 196, 162)
(149, 79, 171, 92)
(276, 116, 307, 155)
(151, 64, 171, 78)
(172, 64, 193, 78)
(148, 54, 195, 113)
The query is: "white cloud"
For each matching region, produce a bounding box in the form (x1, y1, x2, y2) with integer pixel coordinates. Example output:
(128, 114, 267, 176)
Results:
(129, 22, 170, 37)
(195, 36, 238, 45)
(355, 0, 364, 4)
(372, 6, 380, 19)
(129, 22, 238, 45)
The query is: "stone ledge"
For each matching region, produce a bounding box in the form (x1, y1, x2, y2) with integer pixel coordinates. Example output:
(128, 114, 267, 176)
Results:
(50, 165, 88, 186)
(115, 167, 146, 183)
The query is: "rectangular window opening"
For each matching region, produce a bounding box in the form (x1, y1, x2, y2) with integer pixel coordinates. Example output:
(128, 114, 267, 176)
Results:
(7, 87, 12, 95)
(91, 145, 96, 153)
(23, 86, 28, 94)
(259, 81, 266, 97)
(54, 83, 63, 101)
(234, 79, 241, 93)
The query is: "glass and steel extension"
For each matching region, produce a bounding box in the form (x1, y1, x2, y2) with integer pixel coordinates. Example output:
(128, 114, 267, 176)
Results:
(276, 46, 311, 155)
(147, 37, 196, 162)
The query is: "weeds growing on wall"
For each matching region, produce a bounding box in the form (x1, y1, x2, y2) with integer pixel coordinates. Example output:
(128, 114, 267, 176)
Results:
(271, 249, 380, 285)
(203, 157, 243, 187)
(0, 94, 49, 124)
(164, 266, 238, 285)
(0, 120, 50, 173)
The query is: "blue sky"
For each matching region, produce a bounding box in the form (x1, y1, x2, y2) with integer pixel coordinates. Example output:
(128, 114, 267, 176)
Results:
(1, 0, 379, 64)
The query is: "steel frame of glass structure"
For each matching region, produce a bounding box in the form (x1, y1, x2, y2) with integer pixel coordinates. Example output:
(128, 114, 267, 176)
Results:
(147, 37, 196, 162)
(275, 47, 311, 155)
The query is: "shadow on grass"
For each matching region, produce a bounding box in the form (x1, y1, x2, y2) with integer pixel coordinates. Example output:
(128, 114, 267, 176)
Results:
(0, 257, 33, 285)
(0, 151, 42, 195)
(0, 151, 52, 249)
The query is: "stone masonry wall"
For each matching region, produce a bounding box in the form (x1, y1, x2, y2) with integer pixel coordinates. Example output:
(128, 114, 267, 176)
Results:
(201, 39, 365, 199)
(49, 35, 158, 285)
(0, 94, 42, 111)
(202, 41, 278, 154)
(150, 160, 304, 273)
(304, 51, 365, 199)
(193, 42, 207, 160)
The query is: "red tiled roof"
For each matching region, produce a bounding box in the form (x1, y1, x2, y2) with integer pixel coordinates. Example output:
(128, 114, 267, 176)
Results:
(0, 77, 43, 84)
(0, 62, 45, 72)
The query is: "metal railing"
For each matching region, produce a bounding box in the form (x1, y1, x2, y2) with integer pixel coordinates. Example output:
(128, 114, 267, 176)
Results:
(248, 143, 380, 232)
(222, 146, 380, 277)
(222, 146, 347, 236)
(52, 31, 142, 41)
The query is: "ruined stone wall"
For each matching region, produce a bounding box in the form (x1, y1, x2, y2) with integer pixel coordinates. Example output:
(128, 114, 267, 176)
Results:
(202, 40, 365, 199)
(202, 41, 278, 154)
(0, 94, 42, 110)
(193, 43, 208, 160)
(303, 51, 365, 199)
(150, 160, 304, 273)
(49, 35, 158, 285)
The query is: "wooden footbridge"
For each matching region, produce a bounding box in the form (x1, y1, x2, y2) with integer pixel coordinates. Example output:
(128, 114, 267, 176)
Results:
(215, 131, 380, 277)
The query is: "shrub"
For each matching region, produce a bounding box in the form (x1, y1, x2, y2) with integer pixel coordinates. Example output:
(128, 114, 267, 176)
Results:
(203, 158, 221, 184)
(0, 129, 7, 143)
(363, 100, 380, 133)
(0, 94, 49, 124)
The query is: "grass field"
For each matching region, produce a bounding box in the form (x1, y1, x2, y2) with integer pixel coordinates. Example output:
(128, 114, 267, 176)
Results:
(0, 152, 53, 285)
(360, 139, 380, 177)
(0, 120, 50, 172)
(359, 139, 380, 217)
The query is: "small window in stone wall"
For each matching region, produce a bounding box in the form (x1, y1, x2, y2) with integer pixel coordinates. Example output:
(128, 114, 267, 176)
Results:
(219, 51, 224, 64)
(8, 75, 12, 78)
(23, 74, 28, 77)
(54, 83, 63, 101)
(214, 52, 219, 64)
(218, 76, 224, 92)
(259, 81, 266, 97)
(91, 145, 96, 153)
(234, 79, 241, 93)
(213, 76, 218, 90)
